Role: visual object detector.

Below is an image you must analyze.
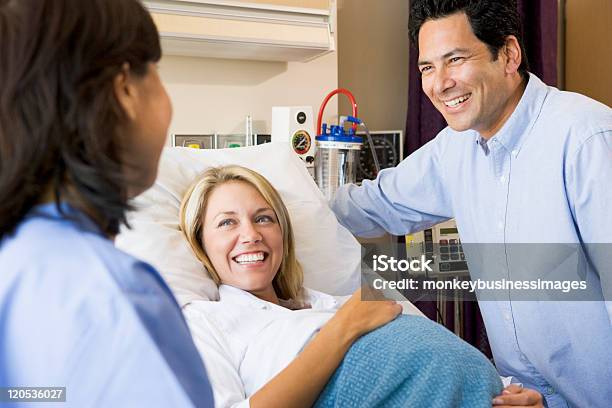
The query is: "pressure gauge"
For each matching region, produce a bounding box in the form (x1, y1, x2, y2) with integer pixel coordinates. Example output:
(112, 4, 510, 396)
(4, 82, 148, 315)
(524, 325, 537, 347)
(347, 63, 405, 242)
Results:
(358, 137, 397, 180)
(291, 130, 312, 155)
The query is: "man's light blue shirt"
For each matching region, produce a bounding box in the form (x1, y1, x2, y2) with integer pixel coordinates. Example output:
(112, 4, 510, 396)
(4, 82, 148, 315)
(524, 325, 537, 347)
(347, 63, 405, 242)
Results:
(0, 204, 214, 407)
(332, 74, 612, 408)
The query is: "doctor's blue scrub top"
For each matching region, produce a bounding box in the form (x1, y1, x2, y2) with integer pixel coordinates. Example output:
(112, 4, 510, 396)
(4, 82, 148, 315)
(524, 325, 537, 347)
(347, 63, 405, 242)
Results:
(0, 203, 214, 407)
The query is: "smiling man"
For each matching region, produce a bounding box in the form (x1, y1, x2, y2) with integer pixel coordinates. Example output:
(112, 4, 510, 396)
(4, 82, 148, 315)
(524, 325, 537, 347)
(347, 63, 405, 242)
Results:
(331, 1, 612, 407)
(416, 11, 526, 138)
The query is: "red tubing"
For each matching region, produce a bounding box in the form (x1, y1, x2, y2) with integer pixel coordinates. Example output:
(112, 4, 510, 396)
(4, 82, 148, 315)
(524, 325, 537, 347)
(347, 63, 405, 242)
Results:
(317, 88, 358, 136)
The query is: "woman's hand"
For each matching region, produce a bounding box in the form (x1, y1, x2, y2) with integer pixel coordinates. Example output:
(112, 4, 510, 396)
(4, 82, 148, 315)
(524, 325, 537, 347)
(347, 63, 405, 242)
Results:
(492, 384, 544, 407)
(329, 288, 403, 343)
(250, 287, 401, 408)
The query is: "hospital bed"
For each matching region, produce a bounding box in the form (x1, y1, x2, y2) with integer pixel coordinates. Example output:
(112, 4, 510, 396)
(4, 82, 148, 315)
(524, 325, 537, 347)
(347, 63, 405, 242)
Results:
(115, 143, 424, 406)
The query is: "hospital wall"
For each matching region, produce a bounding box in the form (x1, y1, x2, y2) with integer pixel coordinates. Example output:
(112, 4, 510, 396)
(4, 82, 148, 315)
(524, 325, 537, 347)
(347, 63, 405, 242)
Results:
(159, 51, 338, 141)
(337, 0, 410, 132)
(156, 0, 338, 140)
(157, 0, 338, 141)
(564, 0, 612, 107)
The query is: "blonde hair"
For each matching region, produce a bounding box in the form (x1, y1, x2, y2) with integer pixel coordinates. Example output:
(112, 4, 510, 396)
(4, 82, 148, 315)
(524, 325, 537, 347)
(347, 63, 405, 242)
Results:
(179, 165, 304, 300)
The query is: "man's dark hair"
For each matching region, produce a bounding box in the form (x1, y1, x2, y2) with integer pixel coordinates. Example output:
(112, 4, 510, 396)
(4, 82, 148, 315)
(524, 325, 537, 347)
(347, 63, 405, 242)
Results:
(0, 0, 161, 238)
(408, 0, 529, 78)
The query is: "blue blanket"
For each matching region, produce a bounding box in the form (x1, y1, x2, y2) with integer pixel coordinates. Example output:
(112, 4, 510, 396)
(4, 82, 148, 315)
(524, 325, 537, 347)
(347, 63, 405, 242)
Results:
(315, 315, 502, 408)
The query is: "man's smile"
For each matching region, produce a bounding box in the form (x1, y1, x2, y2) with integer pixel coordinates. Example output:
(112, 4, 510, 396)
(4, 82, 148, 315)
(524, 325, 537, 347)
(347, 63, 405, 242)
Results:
(442, 93, 472, 108)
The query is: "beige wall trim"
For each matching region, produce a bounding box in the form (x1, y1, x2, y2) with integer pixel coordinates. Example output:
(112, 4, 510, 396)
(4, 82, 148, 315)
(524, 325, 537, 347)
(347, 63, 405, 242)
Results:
(164, 0, 330, 14)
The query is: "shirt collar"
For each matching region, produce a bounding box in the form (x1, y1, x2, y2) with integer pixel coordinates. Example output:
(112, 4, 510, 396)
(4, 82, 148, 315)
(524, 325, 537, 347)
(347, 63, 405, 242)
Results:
(302, 287, 340, 310)
(475, 73, 550, 156)
(27, 202, 103, 236)
(218, 284, 338, 311)
(219, 284, 271, 309)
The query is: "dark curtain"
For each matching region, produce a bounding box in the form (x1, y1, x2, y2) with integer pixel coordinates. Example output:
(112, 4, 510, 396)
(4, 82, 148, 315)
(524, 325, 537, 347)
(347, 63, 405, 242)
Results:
(405, 0, 559, 356)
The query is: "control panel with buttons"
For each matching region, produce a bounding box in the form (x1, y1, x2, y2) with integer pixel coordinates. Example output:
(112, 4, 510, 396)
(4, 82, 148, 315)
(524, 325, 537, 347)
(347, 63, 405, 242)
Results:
(405, 219, 469, 277)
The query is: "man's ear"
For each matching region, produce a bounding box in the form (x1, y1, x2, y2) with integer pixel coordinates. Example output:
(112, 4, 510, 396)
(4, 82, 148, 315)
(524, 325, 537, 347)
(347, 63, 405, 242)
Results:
(502, 35, 522, 75)
(113, 62, 138, 121)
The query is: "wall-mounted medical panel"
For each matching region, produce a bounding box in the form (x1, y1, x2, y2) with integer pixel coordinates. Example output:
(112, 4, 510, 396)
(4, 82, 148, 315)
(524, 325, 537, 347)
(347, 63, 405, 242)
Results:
(144, 0, 335, 62)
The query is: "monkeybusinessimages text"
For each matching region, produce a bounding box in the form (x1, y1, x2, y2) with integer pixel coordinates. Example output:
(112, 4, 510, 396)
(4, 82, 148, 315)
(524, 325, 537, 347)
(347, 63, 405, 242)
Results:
(371, 255, 588, 294)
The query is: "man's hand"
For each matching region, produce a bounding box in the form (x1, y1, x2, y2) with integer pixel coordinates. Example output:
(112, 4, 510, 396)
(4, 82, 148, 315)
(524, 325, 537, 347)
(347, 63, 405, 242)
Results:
(492, 384, 544, 407)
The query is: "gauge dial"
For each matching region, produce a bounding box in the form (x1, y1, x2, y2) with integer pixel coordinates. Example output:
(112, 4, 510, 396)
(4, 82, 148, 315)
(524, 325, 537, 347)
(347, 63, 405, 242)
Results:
(291, 130, 311, 155)
(358, 137, 397, 180)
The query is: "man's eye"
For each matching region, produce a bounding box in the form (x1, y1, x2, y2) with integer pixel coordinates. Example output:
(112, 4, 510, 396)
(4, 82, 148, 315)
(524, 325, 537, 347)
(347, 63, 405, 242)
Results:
(420, 66, 432, 73)
(449, 57, 463, 63)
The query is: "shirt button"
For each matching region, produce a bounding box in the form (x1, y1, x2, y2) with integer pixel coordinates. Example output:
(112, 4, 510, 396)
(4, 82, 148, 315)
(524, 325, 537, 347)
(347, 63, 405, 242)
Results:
(500, 175, 506, 183)
(545, 386, 554, 395)
(503, 312, 512, 321)
(512, 149, 518, 157)
(498, 221, 504, 229)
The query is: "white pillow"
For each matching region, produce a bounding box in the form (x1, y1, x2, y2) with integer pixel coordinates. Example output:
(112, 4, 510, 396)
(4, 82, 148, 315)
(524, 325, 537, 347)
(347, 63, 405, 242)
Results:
(115, 143, 361, 307)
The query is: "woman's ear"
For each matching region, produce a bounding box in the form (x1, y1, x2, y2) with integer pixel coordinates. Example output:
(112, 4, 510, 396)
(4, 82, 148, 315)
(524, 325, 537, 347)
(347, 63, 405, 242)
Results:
(113, 62, 138, 121)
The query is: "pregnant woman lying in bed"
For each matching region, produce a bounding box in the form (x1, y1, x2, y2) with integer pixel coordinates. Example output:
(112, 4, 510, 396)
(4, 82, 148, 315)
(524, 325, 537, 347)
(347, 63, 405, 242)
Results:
(179, 165, 503, 408)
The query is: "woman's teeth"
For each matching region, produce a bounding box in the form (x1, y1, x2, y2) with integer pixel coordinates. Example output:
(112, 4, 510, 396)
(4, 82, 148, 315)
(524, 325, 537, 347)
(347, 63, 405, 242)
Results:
(234, 252, 265, 264)
(444, 93, 471, 107)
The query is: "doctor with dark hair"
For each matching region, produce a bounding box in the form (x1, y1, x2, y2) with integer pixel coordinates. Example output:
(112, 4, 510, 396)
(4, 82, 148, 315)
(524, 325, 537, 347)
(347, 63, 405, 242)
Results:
(0, 0, 213, 406)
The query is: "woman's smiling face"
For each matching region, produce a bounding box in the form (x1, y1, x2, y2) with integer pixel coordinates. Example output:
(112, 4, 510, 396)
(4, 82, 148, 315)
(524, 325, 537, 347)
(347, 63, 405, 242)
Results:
(201, 180, 283, 298)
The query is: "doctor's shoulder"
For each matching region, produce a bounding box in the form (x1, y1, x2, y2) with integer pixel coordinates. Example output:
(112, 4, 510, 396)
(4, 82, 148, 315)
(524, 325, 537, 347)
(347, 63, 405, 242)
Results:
(0, 209, 163, 321)
(0, 213, 149, 364)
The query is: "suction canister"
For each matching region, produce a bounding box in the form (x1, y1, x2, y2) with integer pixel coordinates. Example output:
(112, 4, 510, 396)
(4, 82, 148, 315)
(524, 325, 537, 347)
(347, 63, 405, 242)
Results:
(315, 89, 360, 200)
(315, 124, 363, 201)
(315, 88, 380, 200)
